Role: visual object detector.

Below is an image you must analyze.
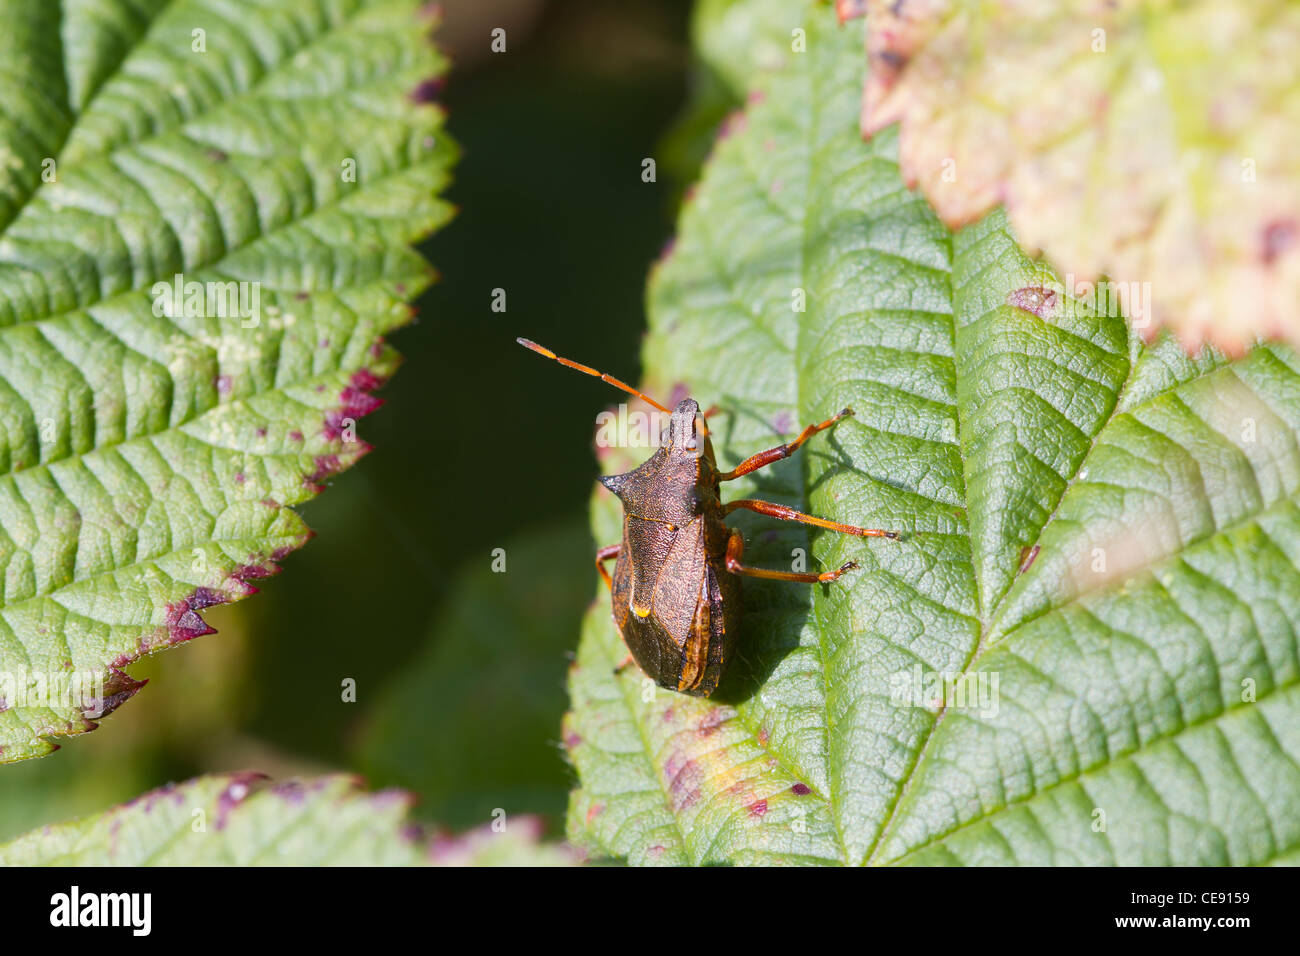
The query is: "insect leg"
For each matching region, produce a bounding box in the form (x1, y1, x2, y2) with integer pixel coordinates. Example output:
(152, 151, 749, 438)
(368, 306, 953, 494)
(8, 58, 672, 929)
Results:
(725, 499, 898, 538)
(595, 543, 620, 591)
(717, 407, 853, 480)
(724, 530, 858, 583)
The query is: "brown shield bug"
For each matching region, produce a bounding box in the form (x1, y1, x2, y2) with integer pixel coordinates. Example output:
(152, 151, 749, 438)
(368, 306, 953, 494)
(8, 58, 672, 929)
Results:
(519, 338, 899, 697)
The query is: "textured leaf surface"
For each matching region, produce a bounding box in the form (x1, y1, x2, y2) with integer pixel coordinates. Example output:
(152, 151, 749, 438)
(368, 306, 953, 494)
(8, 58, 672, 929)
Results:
(0, 773, 574, 865)
(0, 0, 455, 761)
(861, 0, 1300, 354)
(563, 5, 1300, 866)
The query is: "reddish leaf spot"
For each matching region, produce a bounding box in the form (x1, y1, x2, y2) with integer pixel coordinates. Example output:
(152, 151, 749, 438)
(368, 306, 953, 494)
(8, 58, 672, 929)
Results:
(664, 753, 703, 812)
(120, 781, 180, 816)
(1262, 219, 1298, 265)
(836, 0, 867, 22)
(84, 669, 147, 720)
(215, 773, 267, 830)
(748, 798, 768, 817)
(323, 378, 385, 440)
(305, 454, 343, 487)
(791, 782, 812, 796)
(233, 560, 279, 581)
(1007, 286, 1059, 319)
(876, 49, 908, 72)
(717, 110, 747, 140)
(188, 587, 226, 610)
(757, 726, 770, 746)
(351, 369, 385, 393)
(410, 77, 444, 103)
(698, 707, 727, 737)
(164, 591, 223, 644)
(273, 540, 307, 561)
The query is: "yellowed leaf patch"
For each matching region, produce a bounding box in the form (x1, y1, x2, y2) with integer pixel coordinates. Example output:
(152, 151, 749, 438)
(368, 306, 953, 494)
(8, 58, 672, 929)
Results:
(860, 0, 1300, 354)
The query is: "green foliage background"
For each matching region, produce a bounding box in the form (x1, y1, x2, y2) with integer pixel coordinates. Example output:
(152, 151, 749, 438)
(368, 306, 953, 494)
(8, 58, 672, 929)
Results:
(0, 0, 694, 842)
(9, 0, 1297, 870)
(563, 4, 1300, 866)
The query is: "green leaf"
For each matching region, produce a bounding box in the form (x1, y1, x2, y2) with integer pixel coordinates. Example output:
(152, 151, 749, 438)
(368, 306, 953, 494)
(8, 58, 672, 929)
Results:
(0, 0, 455, 762)
(563, 4, 1300, 866)
(861, 0, 1300, 354)
(692, 0, 802, 95)
(0, 773, 575, 865)
(357, 518, 592, 830)
(659, 0, 800, 196)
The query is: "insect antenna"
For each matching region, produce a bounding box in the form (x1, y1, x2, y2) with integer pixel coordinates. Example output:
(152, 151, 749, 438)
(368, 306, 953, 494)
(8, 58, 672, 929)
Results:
(517, 337, 671, 413)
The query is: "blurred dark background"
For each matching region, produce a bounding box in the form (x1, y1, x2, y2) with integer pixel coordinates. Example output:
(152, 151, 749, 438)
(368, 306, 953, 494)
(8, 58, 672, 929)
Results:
(0, 0, 708, 839)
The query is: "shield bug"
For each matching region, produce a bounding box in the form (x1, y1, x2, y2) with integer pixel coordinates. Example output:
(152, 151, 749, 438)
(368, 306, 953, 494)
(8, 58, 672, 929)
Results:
(519, 338, 899, 697)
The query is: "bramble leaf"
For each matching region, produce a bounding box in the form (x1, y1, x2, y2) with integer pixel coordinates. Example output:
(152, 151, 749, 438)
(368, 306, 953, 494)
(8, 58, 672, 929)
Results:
(0, 0, 455, 762)
(660, 0, 803, 193)
(563, 4, 1300, 866)
(0, 774, 574, 865)
(693, 0, 803, 94)
(861, 0, 1300, 354)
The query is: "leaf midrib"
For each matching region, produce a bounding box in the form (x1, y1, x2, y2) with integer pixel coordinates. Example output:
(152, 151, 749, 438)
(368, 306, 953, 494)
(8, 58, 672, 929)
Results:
(864, 320, 1297, 863)
(861, 238, 1145, 864)
(0, 206, 427, 485)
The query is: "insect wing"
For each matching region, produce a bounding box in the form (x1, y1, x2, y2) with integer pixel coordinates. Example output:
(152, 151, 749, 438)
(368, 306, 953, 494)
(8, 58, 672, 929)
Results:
(650, 517, 708, 650)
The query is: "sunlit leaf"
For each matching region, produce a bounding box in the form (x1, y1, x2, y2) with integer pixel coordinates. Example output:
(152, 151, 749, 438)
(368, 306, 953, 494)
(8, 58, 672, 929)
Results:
(563, 3, 1300, 867)
(0, 774, 574, 865)
(0, 0, 455, 761)
(861, 0, 1300, 354)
